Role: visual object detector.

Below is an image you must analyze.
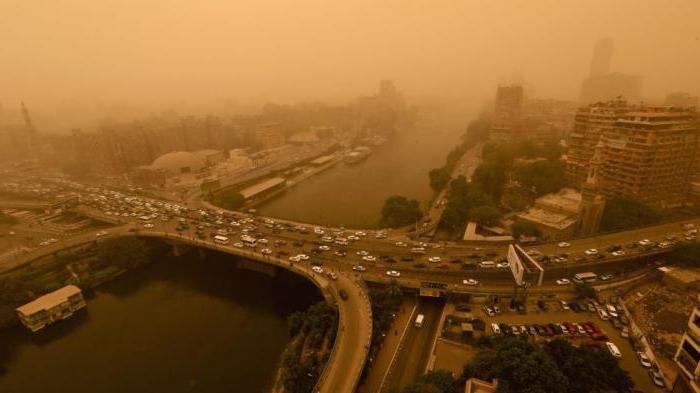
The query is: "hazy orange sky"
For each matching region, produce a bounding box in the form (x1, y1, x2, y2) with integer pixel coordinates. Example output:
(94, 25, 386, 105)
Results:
(1, 0, 699, 127)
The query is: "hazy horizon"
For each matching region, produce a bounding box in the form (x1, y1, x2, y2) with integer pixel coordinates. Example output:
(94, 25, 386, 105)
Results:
(2, 0, 699, 131)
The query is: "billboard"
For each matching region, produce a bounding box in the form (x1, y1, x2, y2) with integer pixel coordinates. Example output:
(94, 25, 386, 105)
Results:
(507, 244, 525, 285)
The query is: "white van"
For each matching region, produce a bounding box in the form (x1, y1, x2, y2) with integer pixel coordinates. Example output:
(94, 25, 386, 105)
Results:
(415, 313, 425, 328)
(410, 247, 426, 255)
(491, 323, 501, 335)
(606, 341, 622, 358)
(479, 261, 496, 268)
(598, 308, 609, 321)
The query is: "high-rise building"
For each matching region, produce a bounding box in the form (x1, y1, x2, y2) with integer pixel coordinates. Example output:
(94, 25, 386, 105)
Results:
(672, 307, 700, 392)
(566, 102, 700, 207)
(489, 85, 524, 141)
(580, 38, 642, 104)
(566, 99, 630, 184)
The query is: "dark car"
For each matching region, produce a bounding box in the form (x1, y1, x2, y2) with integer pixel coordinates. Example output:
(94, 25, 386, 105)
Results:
(338, 289, 348, 300)
(401, 255, 414, 262)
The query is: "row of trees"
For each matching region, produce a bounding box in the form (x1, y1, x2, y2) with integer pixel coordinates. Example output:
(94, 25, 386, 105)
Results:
(600, 197, 660, 232)
(397, 337, 634, 393)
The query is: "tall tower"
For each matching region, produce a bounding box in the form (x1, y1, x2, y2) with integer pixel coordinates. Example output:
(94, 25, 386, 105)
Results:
(576, 141, 606, 237)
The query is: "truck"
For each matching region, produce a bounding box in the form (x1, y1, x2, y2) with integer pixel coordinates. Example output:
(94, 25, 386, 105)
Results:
(213, 235, 229, 245)
(415, 313, 425, 328)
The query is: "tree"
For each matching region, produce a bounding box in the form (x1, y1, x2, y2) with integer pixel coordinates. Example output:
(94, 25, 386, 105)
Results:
(511, 221, 540, 239)
(429, 167, 451, 192)
(96, 237, 150, 270)
(402, 370, 458, 393)
(513, 159, 566, 197)
(600, 197, 660, 231)
(380, 195, 423, 228)
(469, 205, 501, 226)
(471, 161, 507, 201)
(214, 191, 246, 210)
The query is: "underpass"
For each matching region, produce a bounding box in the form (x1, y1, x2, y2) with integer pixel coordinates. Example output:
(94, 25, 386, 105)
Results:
(382, 297, 445, 391)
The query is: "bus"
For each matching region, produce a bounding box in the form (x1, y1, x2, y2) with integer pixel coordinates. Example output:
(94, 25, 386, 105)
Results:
(213, 235, 229, 245)
(573, 272, 598, 284)
(241, 235, 257, 247)
(415, 313, 425, 328)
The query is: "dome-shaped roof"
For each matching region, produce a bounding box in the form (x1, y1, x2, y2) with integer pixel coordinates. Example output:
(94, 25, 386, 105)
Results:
(151, 151, 205, 174)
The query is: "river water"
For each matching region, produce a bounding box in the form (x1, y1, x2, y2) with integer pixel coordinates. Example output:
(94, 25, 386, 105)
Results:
(257, 114, 465, 228)
(0, 251, 321, 393)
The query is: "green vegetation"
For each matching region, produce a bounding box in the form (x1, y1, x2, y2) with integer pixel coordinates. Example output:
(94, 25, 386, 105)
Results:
(380, 195, 423, 228)
(459, 337, 633, 393)
(210, 190, 246, 210)
(280, 302, 338, 393)
(0, 212, 18, 225)
(510, 221, 540, 239)
(429, 167, 451, 192)
(96, 237, 151, 270)
(397, 369, 459, 393)
(600, 197, 660, 232)
(438, 136, 566, 236)
(512, 159, 566, 197)
(361, 283, 403, 382)
(440, 176, 498, 232)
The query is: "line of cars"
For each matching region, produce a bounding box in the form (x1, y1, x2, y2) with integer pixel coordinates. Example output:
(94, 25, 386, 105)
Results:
(490, 320, 611, 341)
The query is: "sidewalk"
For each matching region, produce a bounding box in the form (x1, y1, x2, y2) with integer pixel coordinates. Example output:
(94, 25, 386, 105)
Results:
(357, 297, 417, 393)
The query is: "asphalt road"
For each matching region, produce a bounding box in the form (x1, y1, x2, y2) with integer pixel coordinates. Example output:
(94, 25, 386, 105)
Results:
(384, 297, 445, 390)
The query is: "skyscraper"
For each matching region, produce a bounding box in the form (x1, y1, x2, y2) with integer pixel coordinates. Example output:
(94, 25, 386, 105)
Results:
(580, 38, 642, 104)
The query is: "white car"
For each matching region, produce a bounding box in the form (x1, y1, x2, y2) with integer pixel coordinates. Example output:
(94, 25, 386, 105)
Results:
(558, 242, 571, 248)
(297, 254, 310, 261)
(257, 238, 269, 244)
(428, 256, 441, 263)
(356, 250, 369, 256)
(261, 248, 272, 255)
(584, 248, 598, 256)
(611, 250, 625, 256)
(314, 227, 325, 235)
(496, 262, 509, 268)
(347, 235, 360, 241)
(352, 265, 367, 272)
(362, 255, 376, 262)
(326, 271, 338, 280)
(386, 270, 401, 277)
(312, 266, 324, 274)
(556, 278, 571, 285)
(289, 255, 301, 262)
(95, 231, 108, 237)
(143, 223, 154, 228)
(318, 245, 331, 251)
(233, 242, 244, 248)
(463, 279, 479, 286)
(638, 239, 654, 247)
(637, 351, 652, 368)
(658, 241, 674, 249)
(395, 241, 407, 247)
(355, 231, 367, 236)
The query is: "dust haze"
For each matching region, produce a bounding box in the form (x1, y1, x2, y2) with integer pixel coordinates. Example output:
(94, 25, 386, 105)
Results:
(1, 0, 699, 130)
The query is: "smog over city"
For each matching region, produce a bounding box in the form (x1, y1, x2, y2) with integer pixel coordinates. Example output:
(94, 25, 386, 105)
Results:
(1, 1, 700, 393)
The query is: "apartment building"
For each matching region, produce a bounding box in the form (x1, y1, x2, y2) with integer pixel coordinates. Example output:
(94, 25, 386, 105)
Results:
(673, 307, 700, 392)
(566, 102, 699, 207)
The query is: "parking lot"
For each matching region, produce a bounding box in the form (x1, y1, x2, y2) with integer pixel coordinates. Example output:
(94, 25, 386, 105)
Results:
(476, 303, 666, 393)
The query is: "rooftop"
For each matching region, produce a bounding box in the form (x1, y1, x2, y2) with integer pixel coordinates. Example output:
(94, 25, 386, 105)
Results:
(517, 207, 577, 230)
(240, 177, 286, 199)
(16, 285, 82, 316)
